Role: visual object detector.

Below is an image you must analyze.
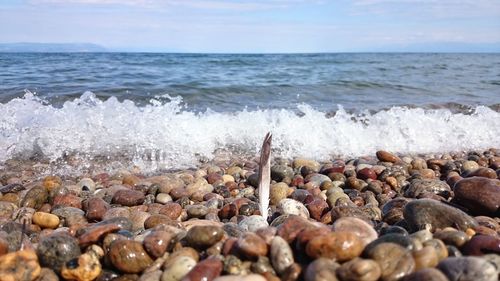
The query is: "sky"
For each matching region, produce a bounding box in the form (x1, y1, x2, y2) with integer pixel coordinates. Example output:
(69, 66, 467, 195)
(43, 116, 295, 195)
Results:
(1, 0, 499, 53)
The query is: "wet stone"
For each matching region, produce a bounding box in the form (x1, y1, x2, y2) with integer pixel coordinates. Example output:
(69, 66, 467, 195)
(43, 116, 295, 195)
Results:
(185, 225, 224, 249)
(84, 197, 109, 222)
(159, 203, 182, 220)
(304, 258, 340, 281)
(20, 186, 48, 209)
(270, 236, 294, 275)
(236, 232, 268, 259)
(452, 177, 500, 216)
(78, 223, 121, 247)
(336, 258, 382, 281)
(161, 255, 197, 281)
(0, 250, 41, 281)
(403, 198, 478, 232)
(112, 189, 145, 206)
(306, 231, 363, 262)
(332, 217, 377, 248)
(108, 240, 153, 274)
(376, 150, 399, 163)
(364, 233, 414, 253)
(143, 230, 175, 258)
(364, 242, 415, 281)
(437, 256, 497, 281)
(402, 268, 448, 281)
(181, 256, 223, 281)
(271, 165, 294, 182)
(461, 234, 500, 256)
(403, 179, 452, 199)
(37, 233, 81, 273)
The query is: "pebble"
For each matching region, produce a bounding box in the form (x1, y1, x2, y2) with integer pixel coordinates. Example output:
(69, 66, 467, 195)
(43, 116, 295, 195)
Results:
(336, 258, 382, 281)
(78, 178, 96, 193)
(156, 193, 173, 204)
(238, 215, 268, 232)
(181, 256, 223, 281)
(277, 198, 310, 218)
(292, 158, 321, 172)
(78, 223, 121, 246)
(402, 268, 448, 281)
(61, 245, 104, 281)
(403, 179, 452, 199)
(143, 230, 175, 258)
(306, 231, 363, 261)
(403, 198, 478, 232)
(20, 186, 48, 209)
(412, 246, 439, 270)
(112, 189, 145, 206)
(271, 165, 294, 182)
(84, 197, 109, 221)
(461, 234, 500, 256)
(332, 217, 377, 247)
(32, 211, 60, 229)
(437, 256, 497, 281)
(0, 250, 41, 281)
(306, 198, 329, 221)
(364, 242, 415, 281)
(270, 236, 294, 275)
(376, 150, 399, 163)
(214, 274, 266, 281)
(304, 258, 340, 281)
(452, 177, 500, 216)
(108, 240, 153, 274)
(161, 256, 197, 281)
(269, 182, 289, 205)
(236, 232, 268, 259)
(36, 233, 81, 273)
(53, 194, 83, 209)
(185, 225, 224, 249)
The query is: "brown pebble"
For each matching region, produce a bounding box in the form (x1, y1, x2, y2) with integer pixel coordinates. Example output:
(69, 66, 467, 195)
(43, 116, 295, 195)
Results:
(236, 232, 268, 259)
(143, 230, 174, 258)
(336, 258, 381, 281)
(364, 242, 415, 281)
(462, 234, 500, 256)
(83, 197, 109, 222)
(376, 151, 399, 163)
(78, 223, 121, 247)
(181, 256, 222, 281)
(112, 189, 145, 206)
(0, 250, 41, 281)
(108, 240, 153, 274)
(53, 194, 82, 209)
(159, 202, 183, 220)
(306, 232, 363, 262)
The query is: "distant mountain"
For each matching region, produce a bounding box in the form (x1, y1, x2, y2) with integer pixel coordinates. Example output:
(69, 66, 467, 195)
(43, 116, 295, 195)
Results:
(0, 42, 107, 52)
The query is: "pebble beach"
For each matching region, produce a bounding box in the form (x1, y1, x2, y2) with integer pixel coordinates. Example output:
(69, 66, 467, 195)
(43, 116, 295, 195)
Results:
(0, 149, 499, 281)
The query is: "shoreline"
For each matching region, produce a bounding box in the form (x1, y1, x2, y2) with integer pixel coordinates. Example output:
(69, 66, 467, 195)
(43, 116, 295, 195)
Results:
(0, 148, 499, 280)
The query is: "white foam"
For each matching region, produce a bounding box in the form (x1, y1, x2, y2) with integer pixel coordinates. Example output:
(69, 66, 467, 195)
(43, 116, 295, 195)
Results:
(1, 92, 499, 172)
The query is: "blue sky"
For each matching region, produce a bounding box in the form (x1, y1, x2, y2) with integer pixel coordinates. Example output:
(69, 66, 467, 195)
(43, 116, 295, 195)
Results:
(1, 0, 499, 52)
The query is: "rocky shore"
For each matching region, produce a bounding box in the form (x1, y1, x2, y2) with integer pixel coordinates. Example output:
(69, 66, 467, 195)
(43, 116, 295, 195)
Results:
(0, 149, 499, 281)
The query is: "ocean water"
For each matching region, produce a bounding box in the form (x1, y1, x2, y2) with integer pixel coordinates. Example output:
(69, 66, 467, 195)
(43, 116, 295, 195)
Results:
(0, 53, 499, 173)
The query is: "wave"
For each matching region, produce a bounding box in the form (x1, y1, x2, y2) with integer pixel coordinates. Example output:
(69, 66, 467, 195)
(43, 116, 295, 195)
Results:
(1, 92, 499, 173)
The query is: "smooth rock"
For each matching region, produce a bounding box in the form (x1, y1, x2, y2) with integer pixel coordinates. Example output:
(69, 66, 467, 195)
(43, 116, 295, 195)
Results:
(270, 236, 294, 275)
(277, 198, 310, 219)
(214, 274, 266, 281)
(143, 230, 175, 258)
(20, 186, 48, 209)
(0, 250, 41, 281)
(185, 225, 224, 249)
(404, 179, 452, 199)
(437, 256, 497, 281)
(453, 177, 500, 216)
(37, 233, 81, 273)
(78, 223, 121, 247)
(412, 246, 439, 270)
(402, 268, 448, 281)
(84, 197, 109, 222)
(238, 215, 268, 232)
(236, 232, 268, 259)
(112, 189, 145, 206)
(403, 199, 478, 232)
(161, 256, 197, 281)
(461, 234, 500, 256)
(336, 258, 381, 281)
(181, 256, 222, 281)
(269, 183, 289, 206)
(159, 203, 183, 220)
(306, 198, 329, 221)
(306, 232, 363, 261)
(32, 212, 60, 229)
(364, 242, 415, 281)
(332, 217, 377, 248)
(292, 159, 321, 172)
(271, 165, 294, 182)
(61, 245, 104, 281)
(276, 215, 313, 243)
(304, 258, 340, 281)
(109, 240, 153, 274)
(78, 178, 96, 193)
(376, 151, 399, 163)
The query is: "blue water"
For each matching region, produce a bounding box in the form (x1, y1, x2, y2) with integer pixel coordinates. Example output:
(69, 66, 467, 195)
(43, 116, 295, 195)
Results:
(1, 53, 499, 112)
(0, 53, 499, 173)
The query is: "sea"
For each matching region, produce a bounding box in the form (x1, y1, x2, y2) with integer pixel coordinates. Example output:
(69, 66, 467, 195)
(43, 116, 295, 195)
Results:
(0, 53, 499, 174)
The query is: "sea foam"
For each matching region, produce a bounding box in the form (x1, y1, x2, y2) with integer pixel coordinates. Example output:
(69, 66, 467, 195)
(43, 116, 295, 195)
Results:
(1, 92, 499, 172)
